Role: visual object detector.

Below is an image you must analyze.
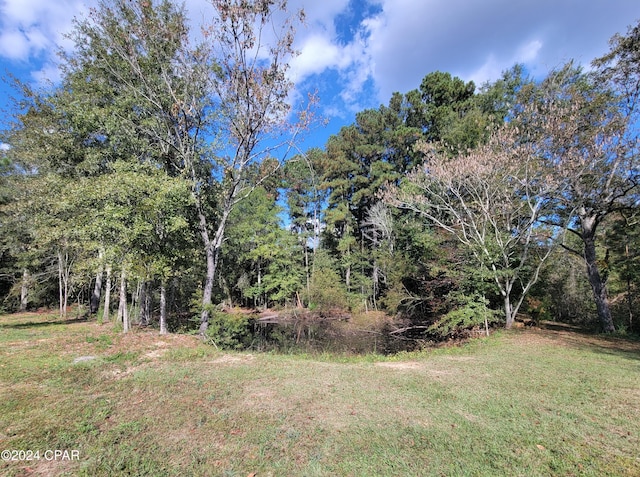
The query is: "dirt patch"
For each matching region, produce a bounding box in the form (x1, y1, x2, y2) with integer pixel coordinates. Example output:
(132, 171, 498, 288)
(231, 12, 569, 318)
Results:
(18, 456, 77, 477)
(375, 361, 423, 370)
(444, 356, 477, 362)
(208, 354, 256, 365)
(374, 361, 457, 378)
(143, 344, 169, 359)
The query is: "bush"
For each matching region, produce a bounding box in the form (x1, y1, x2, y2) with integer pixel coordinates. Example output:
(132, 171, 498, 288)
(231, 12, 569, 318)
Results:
(429, 294, 499, 338)
(306, 251, 349, 312)
(203, 311, 254, 350)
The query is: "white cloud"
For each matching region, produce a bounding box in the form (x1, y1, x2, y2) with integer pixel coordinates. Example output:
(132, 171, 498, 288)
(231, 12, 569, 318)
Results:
(288, 0, 349, 32)
(0, 0, 91, 62)
(0, 29, 31, 60)
(518, 40, 543, 64)
(468, 39, 544, 87)
(1, 0, 638, 122)
(0, 142, 10, 151)
(290, 35, 343, 80)
(361, 0, 640, 102)
(31, 61, 63, 87)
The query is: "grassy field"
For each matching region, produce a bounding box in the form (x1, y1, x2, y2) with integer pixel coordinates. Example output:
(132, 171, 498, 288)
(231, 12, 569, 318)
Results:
(1, 311, 639, 476)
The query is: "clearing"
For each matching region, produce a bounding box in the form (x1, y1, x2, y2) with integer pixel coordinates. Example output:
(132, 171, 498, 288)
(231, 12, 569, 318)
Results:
(1, 312, 639, 476)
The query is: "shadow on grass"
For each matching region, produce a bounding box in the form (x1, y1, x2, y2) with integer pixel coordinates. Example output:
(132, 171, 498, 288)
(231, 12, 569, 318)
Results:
(0, 314, 89, 330)
(536, 321, 640, 362)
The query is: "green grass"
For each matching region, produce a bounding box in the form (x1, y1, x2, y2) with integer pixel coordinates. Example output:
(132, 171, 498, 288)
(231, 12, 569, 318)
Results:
(1, 312, 639, 476)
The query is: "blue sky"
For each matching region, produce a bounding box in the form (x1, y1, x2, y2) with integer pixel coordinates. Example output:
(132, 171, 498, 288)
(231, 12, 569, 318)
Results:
(1, 0, 639, 151)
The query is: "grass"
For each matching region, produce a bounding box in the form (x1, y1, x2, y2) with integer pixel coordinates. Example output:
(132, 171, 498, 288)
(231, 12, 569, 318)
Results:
(0, 312, 639, 476)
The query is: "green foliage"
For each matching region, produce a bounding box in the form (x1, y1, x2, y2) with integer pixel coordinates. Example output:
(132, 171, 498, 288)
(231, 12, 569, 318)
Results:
(605, 214, 640, 332)
(306, 250, 349, 311)
(1, 1, 639, 341)
(429, 294, 499, 338)
(223, 186, 305, 308)
(203, 311, 255, 350)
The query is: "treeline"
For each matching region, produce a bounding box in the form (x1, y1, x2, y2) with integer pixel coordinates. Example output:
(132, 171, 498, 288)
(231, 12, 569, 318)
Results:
(1, 0, 639, 344)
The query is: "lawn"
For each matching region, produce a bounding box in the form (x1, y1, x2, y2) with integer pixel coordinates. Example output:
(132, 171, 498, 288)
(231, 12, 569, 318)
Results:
(1, 311, 639, 476)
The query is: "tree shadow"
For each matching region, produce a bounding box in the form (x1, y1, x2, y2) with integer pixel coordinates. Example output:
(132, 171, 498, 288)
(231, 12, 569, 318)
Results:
(0, 314, 89, 330)
(536, 321, 640, 362)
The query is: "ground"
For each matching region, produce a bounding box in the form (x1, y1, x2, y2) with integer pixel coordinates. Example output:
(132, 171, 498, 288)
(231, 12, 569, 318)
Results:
(1, 311, 639, 476)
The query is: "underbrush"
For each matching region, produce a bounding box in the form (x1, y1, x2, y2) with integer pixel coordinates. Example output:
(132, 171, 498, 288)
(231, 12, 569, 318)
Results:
(201, 308, 493, 355)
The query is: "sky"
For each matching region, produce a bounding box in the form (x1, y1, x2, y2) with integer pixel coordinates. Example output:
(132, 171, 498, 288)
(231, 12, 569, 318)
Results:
(1, 0, 639, 151)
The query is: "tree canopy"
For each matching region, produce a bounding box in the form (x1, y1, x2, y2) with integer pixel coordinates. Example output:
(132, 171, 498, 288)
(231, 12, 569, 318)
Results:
(1, 3, 638, 345)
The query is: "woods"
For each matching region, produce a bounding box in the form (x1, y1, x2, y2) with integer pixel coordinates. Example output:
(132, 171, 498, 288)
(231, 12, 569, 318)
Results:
(1, 0, 639, 346)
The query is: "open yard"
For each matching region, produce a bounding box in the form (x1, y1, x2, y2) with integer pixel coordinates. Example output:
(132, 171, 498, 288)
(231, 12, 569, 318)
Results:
(1, 311, 639, 476)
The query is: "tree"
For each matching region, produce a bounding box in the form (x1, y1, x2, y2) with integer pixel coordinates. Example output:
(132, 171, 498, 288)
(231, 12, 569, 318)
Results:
(316, 70, 521, 311)
(522, 64, 639, 332)
(223, 185, 303, 309)
(1, 87, 95, 317)
(318, 102, 421, 306)
(66, 0, 308, 334)
(283, 149, 327, 298)
(67, 0, 220, 329)
(194, 0, 308, 333)
(604, 213, 640, 330)
(388, 123, 561, 328)
(408, 71, 476, 147)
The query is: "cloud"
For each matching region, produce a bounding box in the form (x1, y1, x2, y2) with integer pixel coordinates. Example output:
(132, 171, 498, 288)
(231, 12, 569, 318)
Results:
(31, 61, 64, 87)
(0, 30, 32, 60)
(287, 0, 381, 114)
(361, 0, 640, 102)
(289, 35, 344, 80)
(2, 0, 638, 120)
(467, 39, 543, 87)
(0, 0, 89, 62)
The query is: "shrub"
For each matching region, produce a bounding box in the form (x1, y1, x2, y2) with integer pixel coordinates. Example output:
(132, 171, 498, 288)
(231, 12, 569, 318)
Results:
(203, 311, 254, 350)
(429, 294, 499, 338)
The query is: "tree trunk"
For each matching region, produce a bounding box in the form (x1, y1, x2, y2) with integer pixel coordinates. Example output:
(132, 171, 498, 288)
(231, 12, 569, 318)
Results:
(102, 264, 112, 322)
(118, 269, 129, 333)
(345, 265, 351, 291)
(504, 295, 515, 329)
(20, 268, 29, 312)
(257, 260, 263, 309)
(304, 241, 310, 300)
(199, 235, 216, 335)
(198, 202, 232, 335)
(57, 249, 69, 319)
(90, 262, 104, 315)
(58, 252, 64, 319)
(583, 232, 615, 332)
(625, 242, 633, 330)
(159, 281, 168, 335)
(372, 261, 379, 311)
(139, 280, 151, 326)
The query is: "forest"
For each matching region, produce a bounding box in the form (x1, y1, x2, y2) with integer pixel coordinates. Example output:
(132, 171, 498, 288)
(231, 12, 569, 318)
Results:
(1, 0, 639, 351)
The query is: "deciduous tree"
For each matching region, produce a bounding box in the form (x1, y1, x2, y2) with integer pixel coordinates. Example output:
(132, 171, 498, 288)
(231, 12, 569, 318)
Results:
(389, 123, 561, 328)
(520, 64, 639, 332)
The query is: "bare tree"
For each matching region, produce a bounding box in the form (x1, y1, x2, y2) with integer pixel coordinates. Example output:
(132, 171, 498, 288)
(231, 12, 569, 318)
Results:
(362, 202, 395, 308)
(387, 124, 561, 328)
